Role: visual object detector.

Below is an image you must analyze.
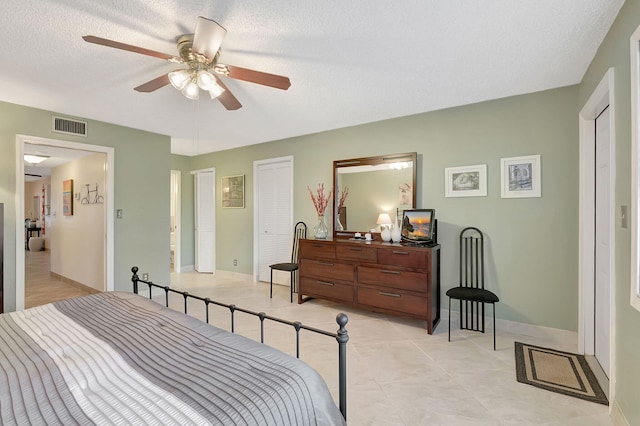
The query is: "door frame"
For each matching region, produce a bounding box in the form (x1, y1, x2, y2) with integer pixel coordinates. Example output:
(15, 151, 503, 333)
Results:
(578, 68, 616, 403)
(253, 155, 294, 282)
(170, 170, 181, 273)
(15, 134, 115, 310)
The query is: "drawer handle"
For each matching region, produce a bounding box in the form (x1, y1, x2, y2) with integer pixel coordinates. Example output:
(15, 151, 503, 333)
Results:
(312, 243, 324, 247)
(318, 261, 334, 266)
(317, 280, 335, 286)
(349, 247, 363, 251)
(378, 291, 401, 298)
(380, 270, 401, 275)
(392, 251, 410, 255)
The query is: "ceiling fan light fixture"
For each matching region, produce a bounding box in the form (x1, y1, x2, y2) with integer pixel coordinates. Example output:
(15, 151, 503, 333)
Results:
(182, 79, 200, 100)
(196, 70, 216, 91)
(168, 69, 191, 90)
(208, 82, 225, 99)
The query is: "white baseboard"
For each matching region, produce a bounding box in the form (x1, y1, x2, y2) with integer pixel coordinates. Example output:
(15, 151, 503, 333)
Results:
(442, 308, 578, 345)
(214, 269, 254, 282)
(180, 265, 194, 273)
(611, 400, 630, 426)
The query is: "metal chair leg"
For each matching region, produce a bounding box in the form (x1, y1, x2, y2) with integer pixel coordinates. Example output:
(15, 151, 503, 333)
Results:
(448, 297, 451, 342)
(493, 303, 496, 351)
(290, 272, 294, 303)
(270, 269, 273, 299)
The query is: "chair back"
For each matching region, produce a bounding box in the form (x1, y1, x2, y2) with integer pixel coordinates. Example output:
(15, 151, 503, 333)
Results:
(291, 221, 307, 263)
(459, 227, 485, 290)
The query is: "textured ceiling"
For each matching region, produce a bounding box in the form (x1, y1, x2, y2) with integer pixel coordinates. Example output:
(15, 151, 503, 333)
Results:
(0, 0, 625, 156)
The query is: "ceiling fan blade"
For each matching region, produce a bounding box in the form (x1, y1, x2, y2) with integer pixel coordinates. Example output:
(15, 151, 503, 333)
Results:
(214, 77, 242, 110)
(83, 35, 180, 62)
(134, 74, 171, 92)
(192, 17, 227, 61)
(222, 65, 291, 90)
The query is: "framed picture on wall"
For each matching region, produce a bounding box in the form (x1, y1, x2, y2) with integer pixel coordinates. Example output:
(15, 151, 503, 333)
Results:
(444, 164, 487, 197)
(500, 155, 541, 198)
(221, 175, 245, 208)
(62, 179, 74, 216)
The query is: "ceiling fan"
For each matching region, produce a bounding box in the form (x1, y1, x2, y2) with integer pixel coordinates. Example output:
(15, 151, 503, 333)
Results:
(83, 16, 291, 110)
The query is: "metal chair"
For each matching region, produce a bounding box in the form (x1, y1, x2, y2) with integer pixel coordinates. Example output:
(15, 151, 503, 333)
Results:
(446, 227, 499, 350)
(270, 221, 307, 302)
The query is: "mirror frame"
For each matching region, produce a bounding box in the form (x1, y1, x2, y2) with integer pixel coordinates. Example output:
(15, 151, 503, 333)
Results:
(333, 152, 417, 239)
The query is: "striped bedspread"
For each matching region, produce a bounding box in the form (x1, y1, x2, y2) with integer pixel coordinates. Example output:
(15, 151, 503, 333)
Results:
(0, 292, 345, 425)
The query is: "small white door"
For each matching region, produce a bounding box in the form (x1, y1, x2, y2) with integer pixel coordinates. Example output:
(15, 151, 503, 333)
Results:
(170, 170, 181, 273)
(594, 106, 610, 377)
(194, 170, 215, 273)
(255, 158, 293, 283)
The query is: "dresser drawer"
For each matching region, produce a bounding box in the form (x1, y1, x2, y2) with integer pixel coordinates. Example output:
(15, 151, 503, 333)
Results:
(300, 259, 354, 282)
(300, 277, 354, 302)
(300, 240, 336, 259)
(357, 287, 427, 316)
(377, 248, 428, 269)
(336, 245, 377, 262)
(358, 266, 427, 293)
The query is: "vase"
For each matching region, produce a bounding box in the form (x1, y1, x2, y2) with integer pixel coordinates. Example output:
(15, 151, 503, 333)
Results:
(381, 226, 391, 242)
(391, 224, 402, 243)
(336, 216, 344, 231)
(314, 215, 329, 239)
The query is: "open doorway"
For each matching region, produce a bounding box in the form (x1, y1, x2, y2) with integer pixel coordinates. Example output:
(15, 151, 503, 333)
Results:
(15, 135, 115, 311)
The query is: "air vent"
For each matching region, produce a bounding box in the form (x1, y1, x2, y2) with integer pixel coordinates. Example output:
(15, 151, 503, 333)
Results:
(52, 116, 87, 137)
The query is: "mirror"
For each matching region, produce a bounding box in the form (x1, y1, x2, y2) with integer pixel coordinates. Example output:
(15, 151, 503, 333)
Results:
(333, 152, 417, 237)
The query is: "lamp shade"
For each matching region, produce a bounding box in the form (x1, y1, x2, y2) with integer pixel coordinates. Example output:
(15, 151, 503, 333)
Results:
(208, 81, 225, 99)
(182, 80, 200, 100)
(168, 70, 190, 90)
(196, 70, 216, 91)
(377, 213, 392, 226)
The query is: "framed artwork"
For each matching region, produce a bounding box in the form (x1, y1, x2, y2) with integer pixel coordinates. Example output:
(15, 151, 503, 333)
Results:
(445, 164, 487, 197)
(62, 179, 73, 216)
(221, 175, 245, 208)
(500, 155, 541, 198)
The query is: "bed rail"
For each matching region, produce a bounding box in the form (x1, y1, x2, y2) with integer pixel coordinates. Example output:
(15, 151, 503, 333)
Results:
(131, 266, 349, 421)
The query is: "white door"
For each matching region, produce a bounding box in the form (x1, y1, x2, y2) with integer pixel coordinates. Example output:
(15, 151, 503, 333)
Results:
(594, 106, 610, 377)
(194, 169, 215, 273)
(170, 170, 181, 273)
(255, 158, 293, 283)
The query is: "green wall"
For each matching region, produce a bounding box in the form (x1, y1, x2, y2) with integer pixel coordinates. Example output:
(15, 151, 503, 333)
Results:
(579, 0, 640, 422)
(180, 85, 579, 331)
(0, 101, 171, 311)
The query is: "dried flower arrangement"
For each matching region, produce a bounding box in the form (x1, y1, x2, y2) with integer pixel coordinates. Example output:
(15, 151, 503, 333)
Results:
(307, 183, 332, 216)
(336, 186, 349, 212)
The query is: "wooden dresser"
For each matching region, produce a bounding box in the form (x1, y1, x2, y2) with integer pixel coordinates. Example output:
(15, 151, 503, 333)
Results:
(298, 238, 440, 334)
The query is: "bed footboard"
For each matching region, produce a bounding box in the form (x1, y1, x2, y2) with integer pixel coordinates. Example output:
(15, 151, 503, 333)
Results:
(131, 266, 349, 421)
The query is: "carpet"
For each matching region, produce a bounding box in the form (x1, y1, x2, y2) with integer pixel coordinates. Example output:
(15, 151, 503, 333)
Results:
(514, 342, 608, 405)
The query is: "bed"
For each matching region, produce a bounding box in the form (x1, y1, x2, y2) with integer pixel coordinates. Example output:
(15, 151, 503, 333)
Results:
(0, 272, 348, 425)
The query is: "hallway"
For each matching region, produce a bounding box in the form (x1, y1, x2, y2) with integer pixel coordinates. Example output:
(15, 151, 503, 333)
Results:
(25, 249, 96, 308)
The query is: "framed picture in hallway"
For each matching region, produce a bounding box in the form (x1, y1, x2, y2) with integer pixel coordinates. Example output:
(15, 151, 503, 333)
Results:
(221, 175, 245, 208)
(63, 179, 74, 216)
(500, 155, 541, 198)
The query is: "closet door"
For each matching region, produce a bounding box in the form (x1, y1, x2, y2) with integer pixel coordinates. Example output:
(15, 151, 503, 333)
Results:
(194, 170, 215, 273)
(255, 158, 292, 283)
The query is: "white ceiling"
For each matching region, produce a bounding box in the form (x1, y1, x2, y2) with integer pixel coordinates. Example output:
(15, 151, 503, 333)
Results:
(0, 0, 624, 156)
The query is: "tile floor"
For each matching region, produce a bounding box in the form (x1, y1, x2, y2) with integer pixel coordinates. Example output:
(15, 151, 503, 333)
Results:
(166, 271, 613, 426)
(23, 251, 613, 425)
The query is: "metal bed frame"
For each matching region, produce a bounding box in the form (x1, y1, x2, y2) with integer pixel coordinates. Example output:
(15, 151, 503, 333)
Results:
(131, 266, 349, 421)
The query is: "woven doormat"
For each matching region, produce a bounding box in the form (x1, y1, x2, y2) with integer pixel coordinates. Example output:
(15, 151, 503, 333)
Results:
(514, 342, 608, 405)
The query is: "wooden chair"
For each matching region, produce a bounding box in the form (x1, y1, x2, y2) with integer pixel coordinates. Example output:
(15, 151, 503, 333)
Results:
(446, 227, 499, 350)
(270, 221, 307, 302)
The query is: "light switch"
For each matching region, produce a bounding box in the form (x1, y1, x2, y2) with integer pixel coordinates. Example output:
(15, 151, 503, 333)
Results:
(621, 205, 628, 229)
(116, 209, 123, 219)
